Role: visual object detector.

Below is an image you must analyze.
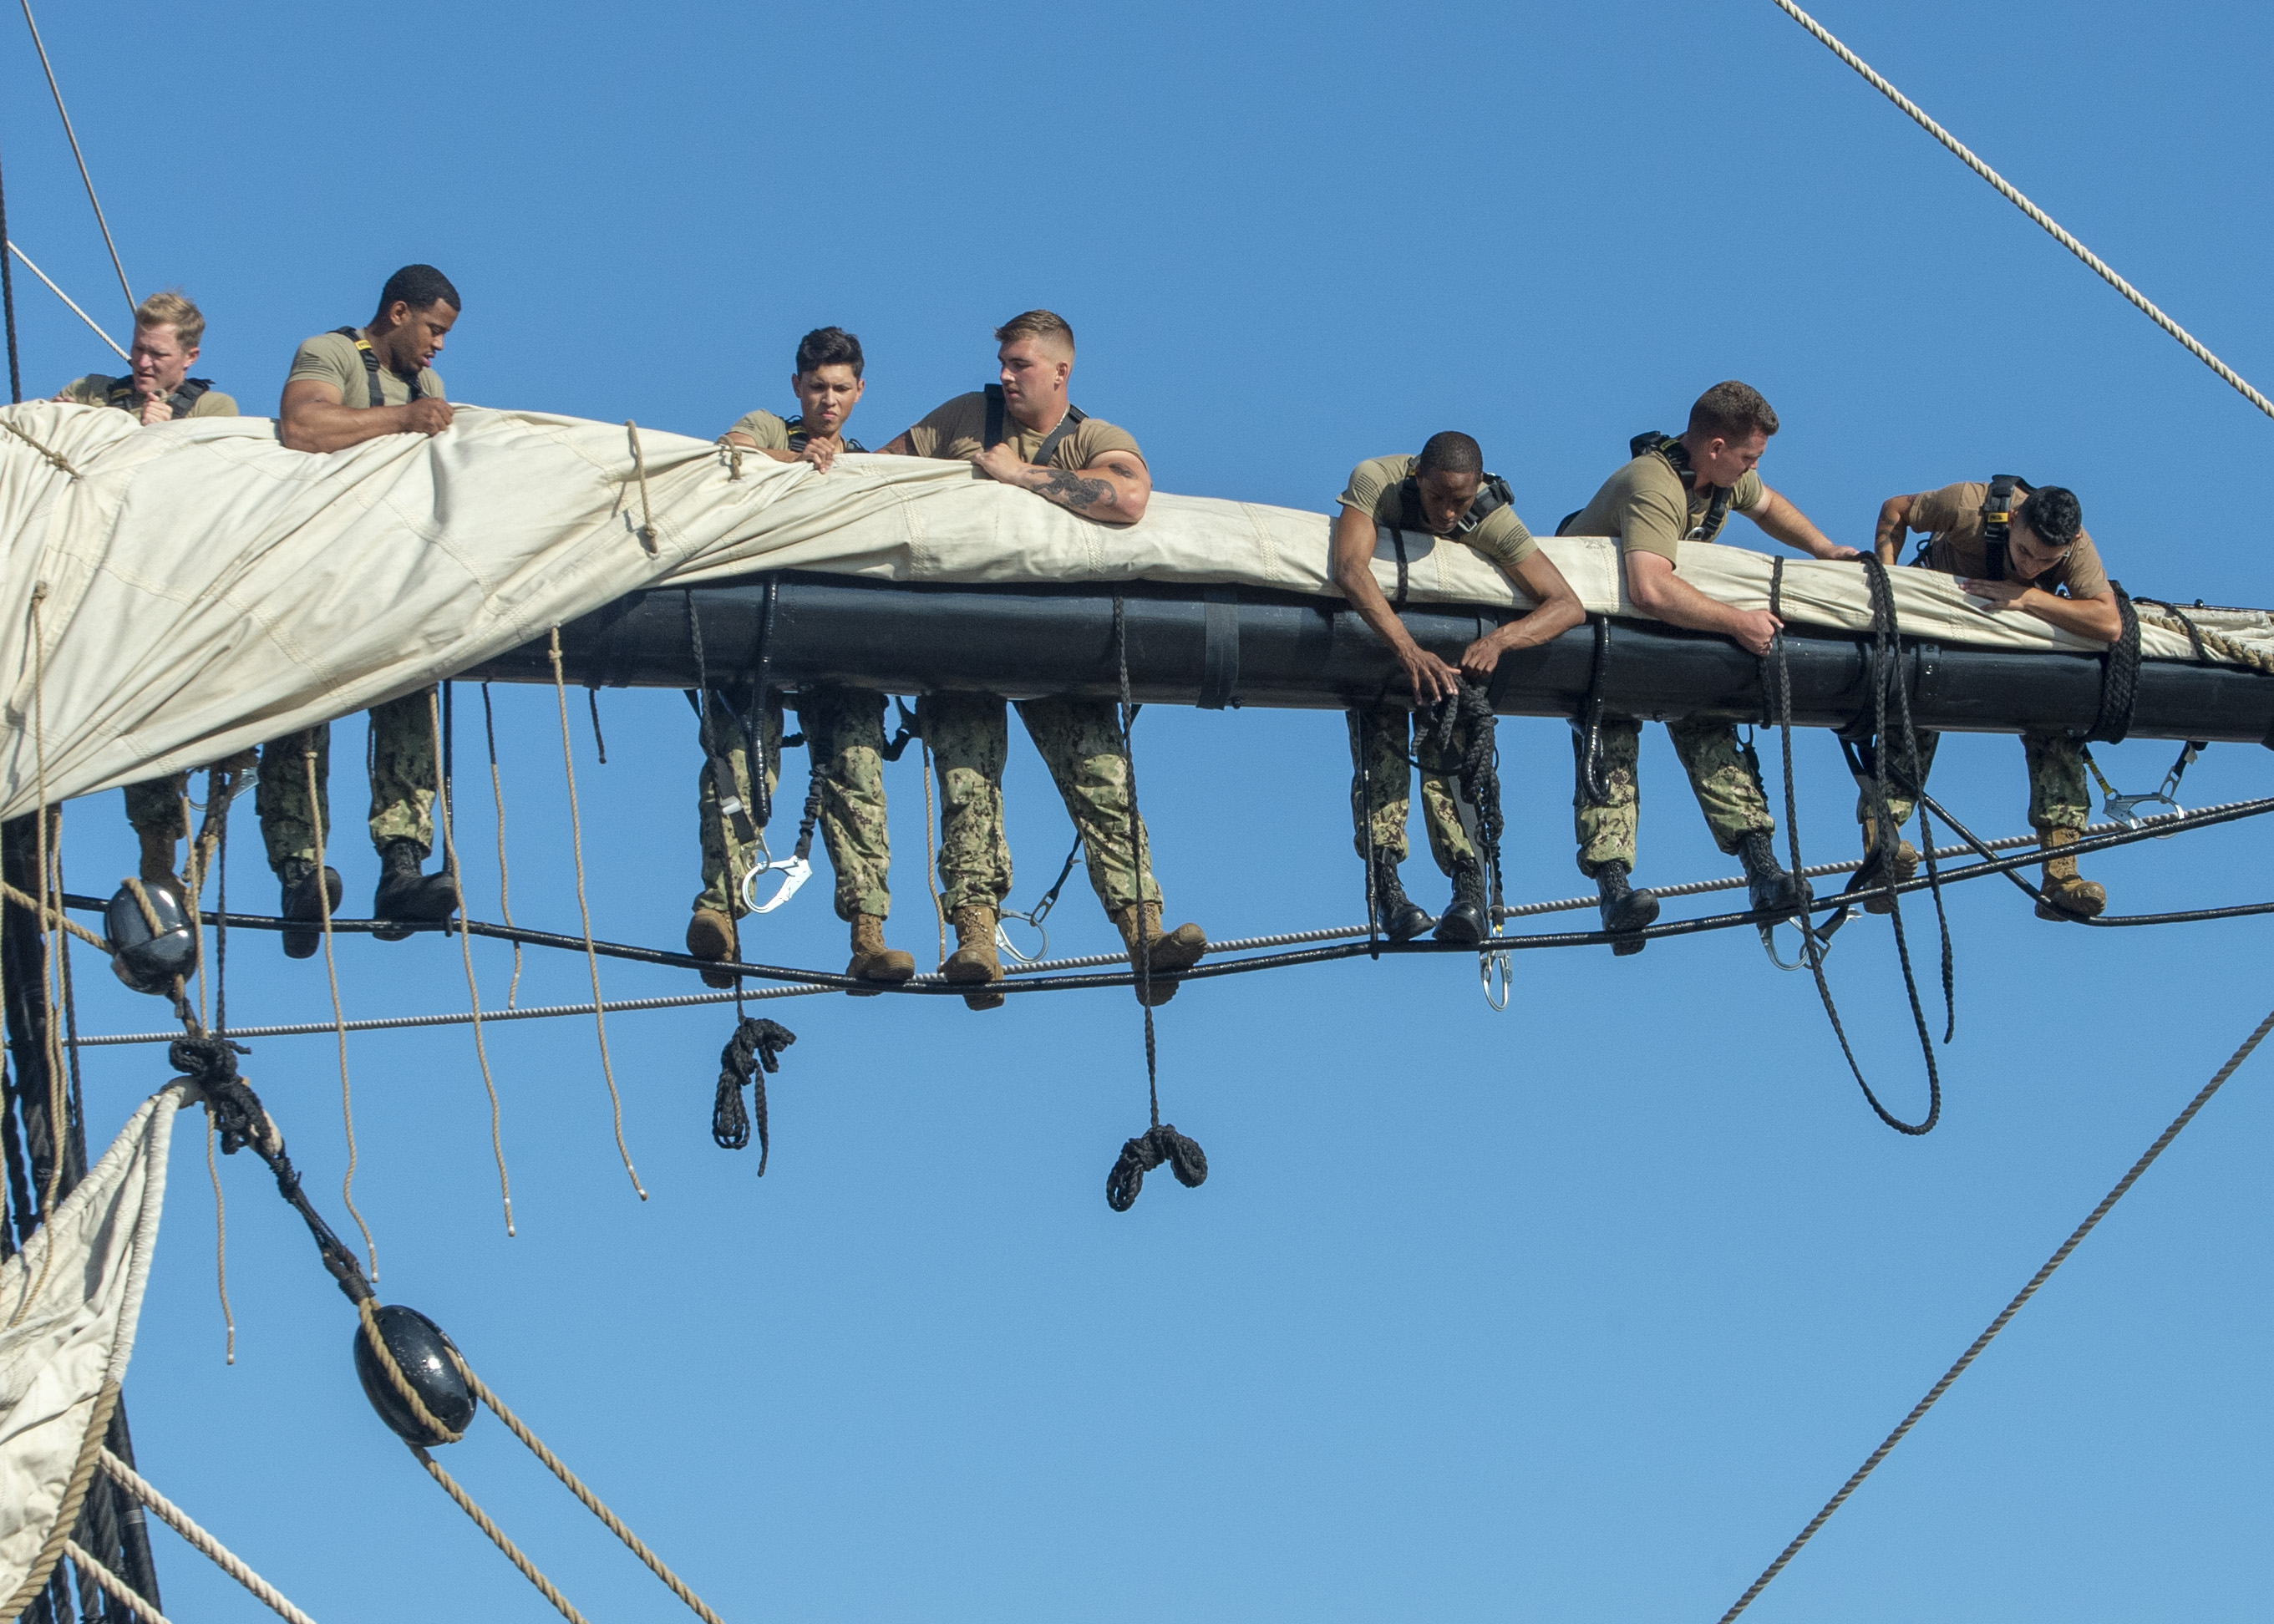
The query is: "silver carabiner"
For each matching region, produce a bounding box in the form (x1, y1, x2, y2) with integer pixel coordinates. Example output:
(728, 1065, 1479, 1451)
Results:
(2104, 790, 2182, 833)
(741, 853, 811, 915)
(1479, 949, 1513, 1012)
(994, 911, 1050, 964)
(1758, 916, 1828, 972)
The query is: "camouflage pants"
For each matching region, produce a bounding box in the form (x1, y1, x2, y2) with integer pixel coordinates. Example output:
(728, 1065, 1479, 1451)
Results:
(123, 774, 190, 840)
(1855, 728, 2089, 835)
(255, 689, 439, 874)
(919, 693, 1163, 917)
(693, 689, 783, 918)
(1572, 717, 1774, 877)
(1347, 705, 1476, 874)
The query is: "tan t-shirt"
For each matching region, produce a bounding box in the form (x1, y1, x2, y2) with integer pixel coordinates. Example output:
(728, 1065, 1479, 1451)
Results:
(727, 408, 865, 452)
(1561, 448, 1766, 563)
(61, 373, 239, 418)
(902, 391, 1142, 470)
(1337, 454, 1537, 575)
(1906, 481, 2109, 598)
(286, 330, 445, 409)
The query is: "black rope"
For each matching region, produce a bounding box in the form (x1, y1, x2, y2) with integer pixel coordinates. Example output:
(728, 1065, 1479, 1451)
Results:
(2084, 582, 2141, 744)
(1424, 679, 1505, 916)
(712, 1016, 795, 1172)
(1105, 593, 1206, 1211)
(743, 576, 781, 828)
(0, 136, 19, 403)
(2134, 596, 2211, 664)
(1578, 615, 1612, 804)
(213, 765, 230, 1038)
(585, 687, 608, 765)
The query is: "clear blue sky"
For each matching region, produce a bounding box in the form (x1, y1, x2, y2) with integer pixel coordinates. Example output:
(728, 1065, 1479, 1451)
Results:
(8, 2, 2274, 1619)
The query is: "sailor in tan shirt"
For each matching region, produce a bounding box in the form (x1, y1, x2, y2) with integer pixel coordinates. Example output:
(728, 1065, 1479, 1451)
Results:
(1332, 435, 1585, 944)
(879, 309, 1200, 1009)
(1859, 480, 2118, 919)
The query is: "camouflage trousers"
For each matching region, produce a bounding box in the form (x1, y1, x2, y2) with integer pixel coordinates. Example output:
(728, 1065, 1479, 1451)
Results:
(919, 693, 1164, 917)
(693, 685, 895, 921)
(693, 688, 783, 919)
(1573, 717, 1774, 877)
(1347, 704, 1477, 874)
(1854, 728, 2089, 835)
(123, 774, 190, 840)
(255, 689, 438, 874)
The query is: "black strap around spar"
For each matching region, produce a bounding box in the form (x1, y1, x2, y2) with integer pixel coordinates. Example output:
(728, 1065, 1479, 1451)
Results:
(1633, 431, 1733, 544)
(333, 326, 426, 408)
(2083, 581, 2141, 744)
(982, 383, 1085, 467)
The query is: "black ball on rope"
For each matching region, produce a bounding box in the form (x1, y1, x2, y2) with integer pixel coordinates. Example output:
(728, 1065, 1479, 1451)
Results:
(353, 1304, 476, 1446)
(1105, 1124, 1208, 1212)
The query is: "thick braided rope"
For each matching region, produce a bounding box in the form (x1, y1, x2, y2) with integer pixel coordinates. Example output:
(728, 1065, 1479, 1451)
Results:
(58, 1541, 165, 1624)
(0, 1378, 121, 1622)
(0, 879, 107, 948)
(1721, 999, 2274, 1620)
(445, 1351, 729, 1624)
(1, 417, 83, 476)
(353, 1297, 464, 1445)
(409, 1445, 591, 1624)
(624, 421, 658, 552)
(99, 1449, 316, 1624)
(1769, 0, 2274, 423)
(430, 689, 515, 1236)
(303, 746, 378, 1281)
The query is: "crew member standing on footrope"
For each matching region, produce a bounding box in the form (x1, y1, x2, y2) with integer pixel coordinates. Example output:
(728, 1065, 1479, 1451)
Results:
(879, 309, 1205, 1010)
(1558, 381, 1858, 945)
(1865, 480, 2117, 919)
(688, 327, 917, 992)
(54, 291, 244, 887)
(268, 264, 463, 956)
(1331, 434, 1585, 943)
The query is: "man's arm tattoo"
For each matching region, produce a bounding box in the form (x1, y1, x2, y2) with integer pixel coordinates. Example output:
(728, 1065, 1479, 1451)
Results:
(1030, 467, 1117, 510)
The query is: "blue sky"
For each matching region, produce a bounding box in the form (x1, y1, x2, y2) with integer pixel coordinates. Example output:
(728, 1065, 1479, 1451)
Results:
(8, 2, 2274, 1619)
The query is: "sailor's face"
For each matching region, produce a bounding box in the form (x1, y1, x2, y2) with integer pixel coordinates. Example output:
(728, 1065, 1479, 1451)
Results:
(384, 299, 458, 369)
(129, 323, 195, 394)
(792, 364, 864, 436)
(1415, 468, 1480, 534)
(997, 338, 1069, 419)
(2007, 515, 2069, 581)
(1695, 428, 1768, 487)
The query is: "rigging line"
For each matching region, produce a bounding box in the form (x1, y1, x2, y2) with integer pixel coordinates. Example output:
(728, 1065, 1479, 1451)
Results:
(60, 1540, 166, 1624)
(0, 139, 20, 402)
(5, 239, 127, 359)
(432, 689, 514, 1237)
(17, 0, 134, 317)
(480, 684, 524, 1007)
(1768, 0, 2274, 424)
(204, 1112, 233, 1363)
(99, 1450, 315, 1624)
(408, 1444, 592, 1624)
(8, 585, 69, 1330)
(547, 627, 647, 1200)
(303, 743, 378, 1284)
(1718, 997, 2274, 1621)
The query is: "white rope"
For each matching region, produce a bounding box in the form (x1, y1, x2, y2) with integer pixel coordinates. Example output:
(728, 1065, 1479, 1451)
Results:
(1769, 0, 2274, 422)
(18, 0, 134, 317)
(3, 241, 126, 359)
(60, 1540, 168, 1624)
(99, 1449, 319, 1624)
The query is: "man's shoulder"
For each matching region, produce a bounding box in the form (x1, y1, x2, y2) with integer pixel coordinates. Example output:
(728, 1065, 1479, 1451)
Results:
(287, 330, 359, 378)
(918, 390, 987, 426)
(417, 366, 445, 400)
(731, 408, 789, 447)
(187, 388, 240, 418)
(1611, 450, 1683, 501)
(1349, 453, 1414, 485)
(60, 374, 119, 404)
(1069, 414, 1141, 463)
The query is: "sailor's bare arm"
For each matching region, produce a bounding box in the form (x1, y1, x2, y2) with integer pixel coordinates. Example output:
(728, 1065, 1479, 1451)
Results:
(1459, 551, 1588, 678)
(1624, 548, 1783, 657)
(972, 442, 1150, 525)
(1748, 486, 1860, 561)
(278, 378, 452, 454)
(1875, 493, 1917, 566)
(1331, 504, 1462, 703)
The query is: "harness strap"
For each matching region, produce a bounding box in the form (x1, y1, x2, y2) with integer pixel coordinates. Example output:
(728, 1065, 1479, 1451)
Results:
(333, 326, 426, 408)
(784, 416, 865, 454)
(1632, 431, 1733, 543)
(1978, 473, 2033, 583)
(104, 374, 213, 419)
(982, 383, 1085, 467)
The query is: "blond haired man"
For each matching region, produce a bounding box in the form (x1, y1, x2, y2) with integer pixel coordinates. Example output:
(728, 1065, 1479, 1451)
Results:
(56, 291, 240, 882)
(879, 310, 1203, 1009)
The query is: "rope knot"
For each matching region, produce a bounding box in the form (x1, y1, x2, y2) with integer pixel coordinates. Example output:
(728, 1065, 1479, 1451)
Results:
(1105, 1123, 1208, 1212)
(169, 1036, 279, 1157)
(713, 1017, 797, 1170)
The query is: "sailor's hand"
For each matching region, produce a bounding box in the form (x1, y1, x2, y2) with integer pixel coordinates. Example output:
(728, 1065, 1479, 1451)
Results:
(1730, 608, 1783, 657)
(1459, 631, 1511, 682)
(972, 442, 1027, 485)
(1963, 577, 2030, 611)
(138, 389, 174, 425)
(404, 398, 455, 436)
(1400, 642, 1464, 704)
(797, 440, 838, 473)
(1820, 544, 1863, 562)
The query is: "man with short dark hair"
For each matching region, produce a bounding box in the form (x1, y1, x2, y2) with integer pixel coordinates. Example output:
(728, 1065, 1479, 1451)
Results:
(55, 289, 241, 883)
(1860, 480, 2118, 919)
(1332, 431, 1586, 942)
(1558, 380, 1858, 939)
(879, 309, 1201, 1008)
(261, 265, 464, 955)
(689, 327, 917, 991)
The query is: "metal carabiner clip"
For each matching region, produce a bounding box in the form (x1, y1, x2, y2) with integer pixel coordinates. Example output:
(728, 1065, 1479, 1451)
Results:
(1479, 948, 1513, 1012)
(2103, 789, 2182, 833)
(993, 910, 1050, 965)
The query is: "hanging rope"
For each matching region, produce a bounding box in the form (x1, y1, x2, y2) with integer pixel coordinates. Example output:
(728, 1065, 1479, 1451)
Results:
(479, 685, 525, 1007)
(17, 0, 134, 317)
(431, 690, 514, 1236)
(712, 1017, 794, 1170)
(303, 744, 378, 1280)
(0, 137, 18, 403)
(547, 628, 647, 1200)
(99, 1449, 317, 1624)
(623, 422, 659, 553)
(1719, 997, 2274, 1620)
(1768, 0, 2274, 424)
(204, 1111, 234, 1363)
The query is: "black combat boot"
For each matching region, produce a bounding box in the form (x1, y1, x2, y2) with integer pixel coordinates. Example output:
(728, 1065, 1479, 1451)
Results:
(278, 858, 343, 961)
(1594, 860, 1660, 956)
(1370, 855, 1432, 943)
(372, 838, 460, 941)
(1434, 855, 1489, 945)
(1738, 830, 1803, 924)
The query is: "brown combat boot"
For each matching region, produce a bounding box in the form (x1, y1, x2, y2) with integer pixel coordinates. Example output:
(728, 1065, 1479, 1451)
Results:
(1856, 819, 1920, 916)
(136, 825, 179, 886)
(2035, 827, 2106, 921)
(845, 914, 916, 997)
(944, 904, 1004, 1011)
(1110, 902, 1207, 1007)
(686, 908, 740, 989)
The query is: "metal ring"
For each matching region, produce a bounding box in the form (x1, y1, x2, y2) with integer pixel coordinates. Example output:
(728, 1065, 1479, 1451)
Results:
(994, 912, 1049, 964)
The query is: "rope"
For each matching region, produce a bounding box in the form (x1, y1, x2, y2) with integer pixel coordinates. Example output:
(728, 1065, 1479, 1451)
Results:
(0, 879, 106, 947)
(1, 240, 124, 361)
(99, 1449, 317, 1624)
(444, 1349, 732, 1624)
(712, 1017, 794, 1169)
(58, 1540, 165, 1624)
(624, 422, 659, 552)
(480, 685, 525, 1007)
(0, 1376, 119, 1621)
(17, 0, 133, 317)
(2085, 583, 2141, 743)
(431, 690, 514, 1236)
(12, 585, 71, 1325)
(204, 1112, 233, 1363)
(547, 628, 647, 1200)
(353, 1296, 463, 1444)
(1, 416, 82, 477)
(409, 1444, 591, 1624)
(1768, 0, 2274, 424)
(0, 138, 18, 402)
(1719, 997, 2274, 1620)
(304, 745, 378, 1281)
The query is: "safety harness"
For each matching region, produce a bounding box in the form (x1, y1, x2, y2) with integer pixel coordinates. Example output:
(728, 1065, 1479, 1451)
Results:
(982, 382, 1085, 465)
(331, 326, 430, 407)
(784, 415, 865, 454)
(1553, 433, 1738, 541)
(99, 373, 214, 419)
(1383, 469, 1517, 611)
(1973, 473, 2033, 581)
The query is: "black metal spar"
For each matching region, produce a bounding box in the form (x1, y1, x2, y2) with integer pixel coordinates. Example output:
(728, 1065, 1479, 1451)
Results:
(461, 571, 2274, 744)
